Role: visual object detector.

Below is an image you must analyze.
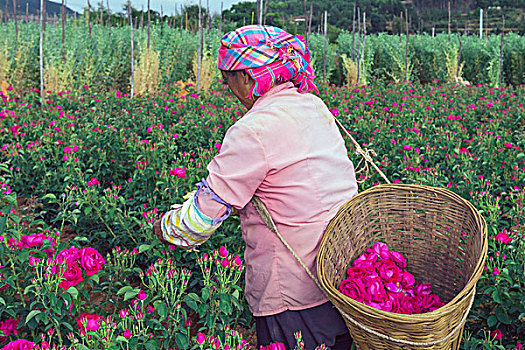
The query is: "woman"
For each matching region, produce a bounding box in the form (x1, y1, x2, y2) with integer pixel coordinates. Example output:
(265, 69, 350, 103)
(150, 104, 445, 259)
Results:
(154, 25, 358, 349)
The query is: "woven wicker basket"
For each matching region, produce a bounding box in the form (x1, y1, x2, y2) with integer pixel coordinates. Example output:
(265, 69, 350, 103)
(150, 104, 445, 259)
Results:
(317, 184, 487, 349)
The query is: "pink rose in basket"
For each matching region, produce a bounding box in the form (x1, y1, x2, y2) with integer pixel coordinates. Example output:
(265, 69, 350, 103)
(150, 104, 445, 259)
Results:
(400, 270, 416, 289)
(339, 278, 369, 303)
(376, 259, 402, 283)
(365, 275, 388, 303)
(414, 282, 432, 296)
(346, 266, 369, 280)
(390, 251, 407, 268)
(352, 252, 377, 269)
(367, 242, 391, 260)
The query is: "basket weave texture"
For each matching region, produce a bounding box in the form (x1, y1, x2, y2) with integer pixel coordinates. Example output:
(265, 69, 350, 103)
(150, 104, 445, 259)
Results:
(317, 184, 488, 349)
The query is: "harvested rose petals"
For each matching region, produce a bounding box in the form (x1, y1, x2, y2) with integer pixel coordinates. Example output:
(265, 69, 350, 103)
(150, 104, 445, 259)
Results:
(339, 242, 444, 314)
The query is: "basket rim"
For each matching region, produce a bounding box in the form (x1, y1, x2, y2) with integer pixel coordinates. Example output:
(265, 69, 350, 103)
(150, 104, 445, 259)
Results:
(317, 183, 488, 321)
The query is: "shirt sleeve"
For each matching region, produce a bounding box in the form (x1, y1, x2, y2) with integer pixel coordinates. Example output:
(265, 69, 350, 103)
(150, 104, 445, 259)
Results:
(206, 122, 268, 209)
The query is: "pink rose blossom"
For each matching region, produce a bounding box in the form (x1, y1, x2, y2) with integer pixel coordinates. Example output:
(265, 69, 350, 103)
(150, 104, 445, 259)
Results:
(58, 263, 84, 290)
(80, 247, 105, 275)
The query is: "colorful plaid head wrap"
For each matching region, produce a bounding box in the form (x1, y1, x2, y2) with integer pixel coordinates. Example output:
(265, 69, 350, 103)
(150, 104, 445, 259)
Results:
(218, 25, 318, 98)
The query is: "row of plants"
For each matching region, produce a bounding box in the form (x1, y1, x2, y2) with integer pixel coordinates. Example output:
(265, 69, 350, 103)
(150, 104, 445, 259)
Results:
(1, 21, 525, 97)
(0, 79, 524, 348)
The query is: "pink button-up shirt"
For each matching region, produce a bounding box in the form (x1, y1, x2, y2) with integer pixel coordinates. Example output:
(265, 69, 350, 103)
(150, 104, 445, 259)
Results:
(205, 82, 358, 316)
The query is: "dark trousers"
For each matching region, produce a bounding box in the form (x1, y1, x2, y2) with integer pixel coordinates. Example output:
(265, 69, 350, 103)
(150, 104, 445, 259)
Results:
(256, 302, 352, 349)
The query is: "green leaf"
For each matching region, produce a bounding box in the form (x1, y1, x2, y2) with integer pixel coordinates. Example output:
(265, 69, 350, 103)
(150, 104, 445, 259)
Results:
(495, 307, 511, 325)
(90, 274, 100, 283)
(42, 193, 57, 202)
(0, 297, 5, 306)
(144, 342, 157, 350)
(84, 206, 93, 215)
(25, 310, 42, 324)
(115, 336, 129, 343)
(492, 290, 502, 304)
(220, 294, 233, 315)
(487, 314, 498, 327)
(67, 286, 79, 300)
(154, 301, 167, 319)
(201, 287, 210, 302)
(175, 333, 189, 349)
(184, 295, 198, 312)
(117, 286, 135, 295)
(124, 290, 139, 301)
(138, 244, 151, 253)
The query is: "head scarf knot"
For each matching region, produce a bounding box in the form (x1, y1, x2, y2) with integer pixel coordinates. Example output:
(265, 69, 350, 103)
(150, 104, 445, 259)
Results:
(218, 25, 318, 98)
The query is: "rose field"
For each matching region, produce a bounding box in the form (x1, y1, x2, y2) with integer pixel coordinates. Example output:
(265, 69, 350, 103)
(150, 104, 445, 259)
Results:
(0, 78, 524, 349)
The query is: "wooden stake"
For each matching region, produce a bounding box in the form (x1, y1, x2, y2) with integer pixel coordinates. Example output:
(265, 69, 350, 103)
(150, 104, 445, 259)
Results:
(25, 2, 28, 23)
(356, 7, 361, 80)
(479, 8, 483, 39)
(106, 0, 111, 35)
(323, 10, 327, 82)
(99, 0, 103, 25)
(140, 6, 143, 30)
(302, 0, 308, 41)
(61, 0, 65, 63)
(197, 0, 202, 93)
(498, 15, 505, 88)
(263, 0, 266, 25)
(308, 2, 313, 42)
(179, 4, 183, 35)
(87, 0, 91, 38)
(39, 0, 44, 102)
(351, 1, 356, 61)
(448, 1, 451, 42)
(206, 0, 210, 29)
(456, 34, 462, 80)
(128, 0, 134, 98)
(405, 8, 409, 81)
(13, 0, 18, 38)
(147, 0, 150, 48)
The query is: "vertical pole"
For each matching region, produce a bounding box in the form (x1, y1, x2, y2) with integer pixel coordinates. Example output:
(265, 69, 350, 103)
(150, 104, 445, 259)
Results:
(160, 5, 163, 34)
(263, 0, 268, 25)
(185, 11, 187, 31)
(147, 0, 150, 49)
(308, 2, 313, 42)
(259, 0, 263, 24)
(405, 8, 409, 81)
(498, 15, 505, 88)
(140, 6, 143, 30)
(106, 0, 111, 35)
(179, 5, 183, 35)
(351, 1, 356, 61)
(432, 26, 435, 38)
(128, 1, 134, 98)
(99, 0, 103, 25)
(448, 1, 451, 42)
(356, 7, 361, 80)
(323, 10, 327, 82)
(362, 12, 366, 82)
(303, 0, 308, 41)
(485, 9, 488, 41)
(25, 2, 28, 23)
(13, 0, 18, 38)
(251, 11, 253, 25)
(87, 0, 91, 38)
(479, 8, 483, 39)
(206, 0, 210, 29)
(197, 0, 202, 93)
(39, 0, 44, 102)
(61, 0, 65, 63)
